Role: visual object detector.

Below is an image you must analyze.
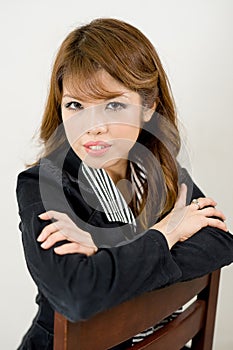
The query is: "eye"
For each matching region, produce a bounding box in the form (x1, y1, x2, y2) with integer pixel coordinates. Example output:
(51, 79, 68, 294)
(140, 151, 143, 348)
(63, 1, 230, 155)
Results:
(105, 101, 127, 111)
(64, 101, 83, 111)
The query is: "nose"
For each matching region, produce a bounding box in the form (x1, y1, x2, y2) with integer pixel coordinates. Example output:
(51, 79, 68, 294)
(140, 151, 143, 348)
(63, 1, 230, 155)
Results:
(84, 105, 109, 135)
(87, 123, 108, 135)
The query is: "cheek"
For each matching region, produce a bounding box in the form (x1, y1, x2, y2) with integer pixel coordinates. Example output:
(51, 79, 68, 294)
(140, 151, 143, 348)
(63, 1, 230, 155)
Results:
(71, 139, 85, 162)
(111, 125, 140, 141)
(62, 114, 84, 146)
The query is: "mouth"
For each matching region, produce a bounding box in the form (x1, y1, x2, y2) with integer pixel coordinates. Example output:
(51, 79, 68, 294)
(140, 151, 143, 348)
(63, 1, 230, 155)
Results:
(83, 141, 112, 156)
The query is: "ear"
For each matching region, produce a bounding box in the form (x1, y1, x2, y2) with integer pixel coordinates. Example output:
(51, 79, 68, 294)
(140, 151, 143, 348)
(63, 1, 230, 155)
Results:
(142, 101, 156, 123)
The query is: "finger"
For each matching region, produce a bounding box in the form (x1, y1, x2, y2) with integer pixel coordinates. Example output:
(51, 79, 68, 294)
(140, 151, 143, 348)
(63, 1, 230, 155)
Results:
(179, 236, 189, 242)
(38, 210, 66, 221)
(200, 207, 226, 221)
(40, 231, 67, 249)
(206, 217, 228, 232)
(54, 242, 97, 256)
(191, 197, 217, 210)
(37, 222, 62, 242)
(174, 183, 187, 209)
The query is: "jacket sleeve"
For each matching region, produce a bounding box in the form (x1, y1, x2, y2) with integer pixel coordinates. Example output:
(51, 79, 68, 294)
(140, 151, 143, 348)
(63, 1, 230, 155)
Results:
(171, 170, 233, 281)
(16, 169, 182, 322)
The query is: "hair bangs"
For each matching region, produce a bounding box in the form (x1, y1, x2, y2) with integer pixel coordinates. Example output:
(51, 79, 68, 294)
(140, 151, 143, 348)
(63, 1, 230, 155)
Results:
(62, 57, 122, 101)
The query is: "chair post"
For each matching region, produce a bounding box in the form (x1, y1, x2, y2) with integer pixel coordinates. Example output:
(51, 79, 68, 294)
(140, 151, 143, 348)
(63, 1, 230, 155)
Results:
(54, 312, 68, 350)
(192, 269, 221, 350)
(54, 312, 85, 350)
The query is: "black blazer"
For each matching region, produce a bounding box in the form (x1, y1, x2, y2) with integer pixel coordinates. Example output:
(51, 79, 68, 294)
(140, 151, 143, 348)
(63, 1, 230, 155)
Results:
(16, 146, 233, 349)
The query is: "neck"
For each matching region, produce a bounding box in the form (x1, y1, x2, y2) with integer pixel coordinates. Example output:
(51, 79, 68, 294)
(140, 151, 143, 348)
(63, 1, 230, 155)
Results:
(106, 160, 133, 204)
(105, 159, 128, 184)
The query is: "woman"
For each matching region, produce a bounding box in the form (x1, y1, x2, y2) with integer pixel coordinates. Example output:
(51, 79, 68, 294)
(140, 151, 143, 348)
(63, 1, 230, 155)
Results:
(16, 18, 233, 349)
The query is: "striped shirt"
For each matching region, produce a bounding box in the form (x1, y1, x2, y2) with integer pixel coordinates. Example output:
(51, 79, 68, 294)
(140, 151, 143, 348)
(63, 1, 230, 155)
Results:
(82, 162, 181, 346)
(82, 162, 136, 226)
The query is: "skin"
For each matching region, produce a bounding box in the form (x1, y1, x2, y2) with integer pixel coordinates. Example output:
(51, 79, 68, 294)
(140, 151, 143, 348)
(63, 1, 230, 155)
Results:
(38, 71, 228, 255)
(61, 71, 151, 183)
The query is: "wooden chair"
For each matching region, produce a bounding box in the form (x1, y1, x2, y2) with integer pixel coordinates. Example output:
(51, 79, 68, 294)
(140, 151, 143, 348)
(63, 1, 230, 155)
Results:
(54, 269, 221, 350)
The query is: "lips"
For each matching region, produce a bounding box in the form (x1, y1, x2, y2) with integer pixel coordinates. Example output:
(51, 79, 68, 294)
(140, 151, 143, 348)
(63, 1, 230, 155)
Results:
(83, 141, 111, 156)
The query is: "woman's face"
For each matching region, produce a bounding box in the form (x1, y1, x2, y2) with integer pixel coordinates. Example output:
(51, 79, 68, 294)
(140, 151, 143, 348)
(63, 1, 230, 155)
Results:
(61, 70, 150, 179)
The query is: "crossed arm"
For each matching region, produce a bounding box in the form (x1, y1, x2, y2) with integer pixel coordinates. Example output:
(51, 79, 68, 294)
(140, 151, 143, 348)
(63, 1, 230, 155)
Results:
(17, 168, 233, 322)
(37, 183, 228, 255)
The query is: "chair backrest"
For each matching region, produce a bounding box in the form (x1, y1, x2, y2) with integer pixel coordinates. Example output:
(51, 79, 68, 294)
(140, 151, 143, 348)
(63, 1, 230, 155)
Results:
(54, 269, 221, 350)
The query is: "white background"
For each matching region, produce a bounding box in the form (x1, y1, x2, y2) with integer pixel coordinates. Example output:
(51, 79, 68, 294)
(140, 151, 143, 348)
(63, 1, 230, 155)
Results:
(0, 0, 232, 349)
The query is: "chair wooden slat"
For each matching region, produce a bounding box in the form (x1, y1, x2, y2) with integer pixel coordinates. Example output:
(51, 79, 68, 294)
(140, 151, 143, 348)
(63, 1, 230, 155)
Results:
(132, 300, 206, 350)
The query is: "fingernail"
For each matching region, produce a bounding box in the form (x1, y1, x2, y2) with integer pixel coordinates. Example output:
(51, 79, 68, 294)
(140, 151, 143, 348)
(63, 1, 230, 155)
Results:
(38, 213, 44, 218)
(37, 235, 43, 242)
(41, 242, 47, 248)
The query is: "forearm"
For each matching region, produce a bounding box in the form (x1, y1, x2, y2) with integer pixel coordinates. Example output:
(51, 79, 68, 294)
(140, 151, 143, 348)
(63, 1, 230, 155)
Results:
(20, 203, 182, 322)
(171, 227, 233, 281)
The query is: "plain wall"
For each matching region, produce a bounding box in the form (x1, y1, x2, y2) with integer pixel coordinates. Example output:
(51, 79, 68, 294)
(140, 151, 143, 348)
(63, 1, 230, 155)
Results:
(1, 0, 232, 348)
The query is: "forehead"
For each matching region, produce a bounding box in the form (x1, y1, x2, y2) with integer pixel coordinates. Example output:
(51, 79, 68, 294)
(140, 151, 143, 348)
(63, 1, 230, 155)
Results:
(62, 69, 135, 101)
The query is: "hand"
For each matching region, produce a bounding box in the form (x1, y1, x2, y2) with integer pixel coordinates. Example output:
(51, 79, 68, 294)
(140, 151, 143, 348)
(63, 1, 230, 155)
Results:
(152, 183, 228, 249)
(37, 211, 98, 256)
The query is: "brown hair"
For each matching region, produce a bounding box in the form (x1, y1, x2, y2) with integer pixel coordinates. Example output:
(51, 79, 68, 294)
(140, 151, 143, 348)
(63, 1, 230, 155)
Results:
(35, 18, 181, 228)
